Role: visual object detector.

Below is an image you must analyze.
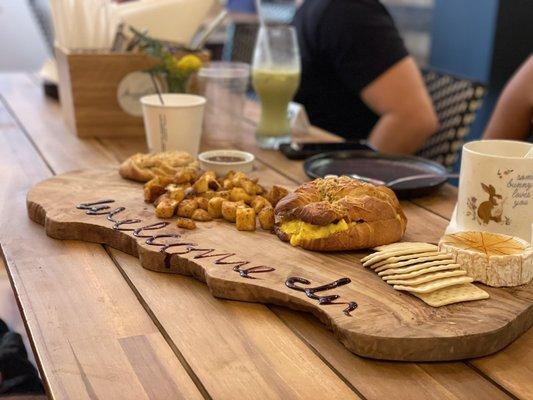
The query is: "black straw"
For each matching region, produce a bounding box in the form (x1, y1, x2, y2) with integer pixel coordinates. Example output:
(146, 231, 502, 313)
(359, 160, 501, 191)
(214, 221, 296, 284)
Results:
(150, 72, 164, 105)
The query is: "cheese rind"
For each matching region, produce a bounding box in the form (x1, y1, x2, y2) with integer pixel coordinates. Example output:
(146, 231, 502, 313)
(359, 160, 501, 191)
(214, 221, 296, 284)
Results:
(439, 232, 533, 287)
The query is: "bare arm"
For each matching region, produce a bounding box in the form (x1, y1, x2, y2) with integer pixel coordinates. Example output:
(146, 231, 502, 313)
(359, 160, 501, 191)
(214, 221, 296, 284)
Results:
(483, 56, 533, 140)
(361, 57, 438, 154)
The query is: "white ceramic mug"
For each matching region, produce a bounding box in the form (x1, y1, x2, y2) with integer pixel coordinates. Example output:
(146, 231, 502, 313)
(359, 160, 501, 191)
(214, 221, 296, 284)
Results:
(141, 94, 206, 156)
(454, 140, 533, 241)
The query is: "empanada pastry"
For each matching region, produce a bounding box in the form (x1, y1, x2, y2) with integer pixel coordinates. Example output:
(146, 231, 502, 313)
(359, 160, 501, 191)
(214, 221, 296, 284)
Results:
(274, 176, 407, 251)
(119, 151, 197, 182)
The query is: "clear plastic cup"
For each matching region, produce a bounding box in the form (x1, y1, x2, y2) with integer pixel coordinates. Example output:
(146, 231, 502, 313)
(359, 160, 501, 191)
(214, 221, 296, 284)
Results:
(198, 62, 250, 145)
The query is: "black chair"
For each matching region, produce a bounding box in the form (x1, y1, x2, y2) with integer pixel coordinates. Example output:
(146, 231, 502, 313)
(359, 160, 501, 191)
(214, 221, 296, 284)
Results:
(222, 21, 259, 64)
(223, 24, 487, 169)
(417, 69, 486, 168)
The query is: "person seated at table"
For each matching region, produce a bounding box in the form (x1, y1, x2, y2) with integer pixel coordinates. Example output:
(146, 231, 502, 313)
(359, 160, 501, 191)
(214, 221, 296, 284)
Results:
(482, 55, 533, 141)
(293, 0, 438, 154)
(226, 0, 256, 13)
(0, 319, 43, 394)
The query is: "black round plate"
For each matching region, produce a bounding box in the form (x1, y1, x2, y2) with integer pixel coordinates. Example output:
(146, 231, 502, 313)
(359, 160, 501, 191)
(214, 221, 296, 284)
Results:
(304, 151, 448, 199)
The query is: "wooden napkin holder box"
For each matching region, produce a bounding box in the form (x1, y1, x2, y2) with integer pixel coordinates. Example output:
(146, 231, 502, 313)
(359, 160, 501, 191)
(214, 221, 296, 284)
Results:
(55, 46, 210, 138)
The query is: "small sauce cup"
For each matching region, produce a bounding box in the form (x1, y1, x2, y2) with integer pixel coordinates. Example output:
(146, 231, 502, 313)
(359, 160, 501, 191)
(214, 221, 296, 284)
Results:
(198, 150, 255, 175)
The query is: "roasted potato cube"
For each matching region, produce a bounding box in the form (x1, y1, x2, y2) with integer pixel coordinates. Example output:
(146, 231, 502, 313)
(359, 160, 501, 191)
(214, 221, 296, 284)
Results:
(221, 201, 238, 222)
(174, 167, 198, 184)
(216, 190, 231, 200)
(224, 171, 236, 180)
(144, 178, 167, 203)
(239, 179, 256, 195)
(192, 176, 209, 193)
(207, 197, 225, 219)
(191, 208, 212, 222)
(208, 179, 221, 191)
(250, 195, 270, 213)
(204, 170, 217, 180)
(204, 171, 220, 190)
(154, 193, 169, 207)
(230, 187, 252, 203)
(196, 197, 209, 210)
(258, 206, 275, 230)
(176, 217, 196, 230)
(222, 178, 234, 190)
(193, 171, 219, 193)
(236, 207, 256, 231)
(184, 186, 195, 198)
(166, 185, 186, 202)
(159, 175, 177, 187)
(166, 183, 187, 190)
(144, 175, 175, 200)
(177, 199, 198, 218)
(265, 185, 289, 207)
(254, 184, 264, 195)
(197, 190, 218, 200)
(231, 171, 248, 185)
(155, 198, 179, 219)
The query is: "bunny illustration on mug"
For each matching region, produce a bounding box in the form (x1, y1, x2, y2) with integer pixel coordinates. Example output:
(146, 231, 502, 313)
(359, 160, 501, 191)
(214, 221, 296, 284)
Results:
(477, 183, 505, 224)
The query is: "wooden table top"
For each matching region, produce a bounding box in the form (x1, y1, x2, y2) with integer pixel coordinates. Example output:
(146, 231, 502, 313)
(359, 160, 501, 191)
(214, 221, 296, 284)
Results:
(0, 73, 531, 399)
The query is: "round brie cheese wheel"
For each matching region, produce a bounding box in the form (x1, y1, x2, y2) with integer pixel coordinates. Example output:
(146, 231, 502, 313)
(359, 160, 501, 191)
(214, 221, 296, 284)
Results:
(439, 231, 533, 287)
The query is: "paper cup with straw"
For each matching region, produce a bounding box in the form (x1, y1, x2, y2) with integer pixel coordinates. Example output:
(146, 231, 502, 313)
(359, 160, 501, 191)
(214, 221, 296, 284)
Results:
(140, 94, 206, 156)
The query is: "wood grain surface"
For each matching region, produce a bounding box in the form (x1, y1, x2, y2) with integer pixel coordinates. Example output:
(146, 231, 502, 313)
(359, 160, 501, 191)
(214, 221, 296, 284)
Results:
(1, 75, 362, 399)
(0, 105, 203, 400)
(27, 169, 533, 362)
(1, 73, 531, 399)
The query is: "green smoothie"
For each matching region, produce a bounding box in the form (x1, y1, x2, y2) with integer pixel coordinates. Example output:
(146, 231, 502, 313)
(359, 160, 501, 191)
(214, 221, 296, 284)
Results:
(252, 68, 300, 138)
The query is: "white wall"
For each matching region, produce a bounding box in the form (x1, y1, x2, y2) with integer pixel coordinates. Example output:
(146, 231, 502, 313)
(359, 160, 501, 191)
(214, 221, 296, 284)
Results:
(0, 0, 49, 71)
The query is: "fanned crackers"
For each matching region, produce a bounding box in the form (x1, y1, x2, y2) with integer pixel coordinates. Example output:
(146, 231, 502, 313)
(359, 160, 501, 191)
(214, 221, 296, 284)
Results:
(363, 242, 489, 307)
(381, 264, 461, 281)
(374, 254, 451, 272)
(369, 251, 441, 269)
(386, 269, 467, 285)
(393, 276, 473, 293)
(378, 260, 459, 276)
(412, 284, 489, 307)
(362, 243, 438, 267)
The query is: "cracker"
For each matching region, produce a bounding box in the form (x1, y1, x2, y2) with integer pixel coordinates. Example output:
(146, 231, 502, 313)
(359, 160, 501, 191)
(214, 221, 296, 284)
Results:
(369, 251, 441, 269)
(385, 269, 467, 286)
(393, 276, 473, 293)
(374, 254, 454, 273)
(362, 244, 438, 267)
(412, 283, 490, 307)
(373, 242, 436, 252)
(382, 264, 461, 281)
(378, 260, 459, 277)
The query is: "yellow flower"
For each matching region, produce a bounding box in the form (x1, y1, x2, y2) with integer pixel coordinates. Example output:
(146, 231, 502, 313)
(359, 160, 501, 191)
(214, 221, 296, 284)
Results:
(176, 55, 202, 74)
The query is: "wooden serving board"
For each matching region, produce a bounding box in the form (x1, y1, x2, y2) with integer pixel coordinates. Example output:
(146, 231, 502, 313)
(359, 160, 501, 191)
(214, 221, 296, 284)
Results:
(27, 169, 533, 361)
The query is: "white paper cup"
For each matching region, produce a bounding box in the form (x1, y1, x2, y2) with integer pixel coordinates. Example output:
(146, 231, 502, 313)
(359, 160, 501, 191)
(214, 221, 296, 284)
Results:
(454, 140, 533, 241)
(141, 94, 206, 156)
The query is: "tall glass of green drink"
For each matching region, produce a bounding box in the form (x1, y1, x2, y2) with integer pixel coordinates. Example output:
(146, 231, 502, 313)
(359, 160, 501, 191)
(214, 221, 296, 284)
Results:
(252, 25, 300, 149)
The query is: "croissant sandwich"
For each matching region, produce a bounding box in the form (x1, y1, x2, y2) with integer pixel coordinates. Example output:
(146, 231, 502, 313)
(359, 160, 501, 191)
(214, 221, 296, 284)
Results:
(274, 176, 407, 251)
